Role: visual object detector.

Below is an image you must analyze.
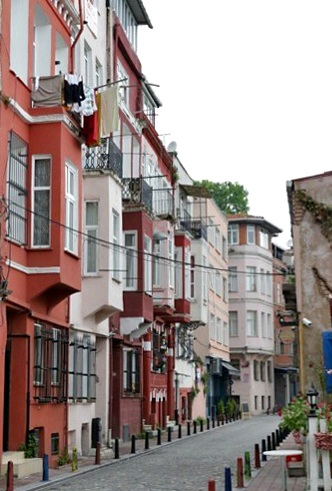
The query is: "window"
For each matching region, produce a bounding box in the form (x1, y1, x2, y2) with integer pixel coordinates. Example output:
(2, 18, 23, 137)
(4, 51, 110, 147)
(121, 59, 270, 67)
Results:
(152, 330, 167, 373)
(202, 256, 207, 301)
(7, 132, 28, 244)
(185, 248, 191, 299)
(117, 62, 129, 107)
(51, 433, 59, 455)
(113, 0, 138, 50)
(223, 277, 227, 302)
(260, 269, 266, 294)
(209, 313, 216, 340)
(65, 163, 78, 254)
(246, 310, 257, 336)
(261, 395, 265, 410)
(267, 361, 272, 382)
(112, 210, 120, 281)
(216, 272, 221, 296)
(246, 266, 256, 292)
(267, 313, 272, 338)
(124, 231, 137, 289)
(222, 235, 227, 260)
(144, 236, 152, 294)
(261, 312, 267, 338)
(229, 266, 238, 292)
(259, 228, 269, 249)
(84, 41, 93, 86)
(69, 334, 96, 401)
(229, 311, 238, 337)
(95, 58, 103, 87)
(34, 323, 68, 402)
(123, 349, 140, 393)
(85, 202, 98, 275)
(190, 255, 195, 298)
(168, 235, 174, 289)
(254, 395, 258, 410)
(260, 361, 266, 381)
(32, 156, 51, 247)
(216, 317, 222, 343)
(215, 228, 221, 252)
(247, 225, 255, 244)
(228, 224, 239, 245)
(223, 321, 229, 346)
(10, 0, 29, 83)
(254, 360, 259, 381)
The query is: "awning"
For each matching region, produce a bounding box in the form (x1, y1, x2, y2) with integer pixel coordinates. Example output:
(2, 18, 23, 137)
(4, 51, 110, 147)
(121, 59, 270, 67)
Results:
(222, 361, 240, 378)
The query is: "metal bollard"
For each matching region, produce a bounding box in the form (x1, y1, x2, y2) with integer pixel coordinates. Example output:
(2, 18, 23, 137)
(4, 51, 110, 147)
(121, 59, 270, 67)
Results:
(95, 442, 101, 465)
(244, 451, 251, 479)
(200, 419, 204, 432)
(212, 417, 215, 429)
(271, 431, 276, 450)
(187, 421, 191, 436)
(267, 434, 272, 451)
(254, 443, 261, 468)
(131, 435, 136, 454)
(237, 457, 244, 488)
(207, 418, 210, 430)
(178, 424, 182, 439)
(225, 466, 232, 491)
(157, 428, 162, 445)
(276, 428, 280, 447)
(42, 453, 50, 480)
(262, 439, 267, 461)
(6, 461, 14, 491)
(208, 479, 216, 491)
(114, 437, 120, 459)
(168, 426, 172, 442)
(194, 420, 197, 434)
(145, 430, 149, 450)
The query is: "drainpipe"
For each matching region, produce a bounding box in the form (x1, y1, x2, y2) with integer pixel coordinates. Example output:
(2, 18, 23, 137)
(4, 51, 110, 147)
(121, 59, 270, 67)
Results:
(70, 0, 85, 73)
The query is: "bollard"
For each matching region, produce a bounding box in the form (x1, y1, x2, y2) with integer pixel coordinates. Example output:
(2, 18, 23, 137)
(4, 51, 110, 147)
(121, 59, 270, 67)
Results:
(95, 442, 101, 465)
(194, 420, 197, 434)
(72, 446, 78, 472)
(212, 417, 215, 429)
(157, 428, 162, 445)
(200, 419, 204, 432)
(207, 418, 210, 430)
(237, 457, 244, 488)
(225, 466, 232, 491)
(208, 479, 216, 491)
(168, 426, 172, 442)
(244, 451, 251, 479)
(276, 429, 280, 447)
(145, 430, 149, 450)
(271, 432, 276, 450)
(6, 461, 14, 491)
(261, 439, 267, 461)
(178, 424, 182, 439)
(42, 453, 50, 481)
(267, 434, 272, 451)
(187, 421, 191, 436)
(114, 438, 120, 459)
(254, 443, 261, 468)
(131, 434, 136, 454)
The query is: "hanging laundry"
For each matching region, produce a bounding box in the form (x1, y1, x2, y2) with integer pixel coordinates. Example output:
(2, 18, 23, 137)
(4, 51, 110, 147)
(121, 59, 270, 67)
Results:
(82, 109, 99, 147)
(99, 85, 119, 137)
(81, 86, 97, 117)
(31, 75, 64, 107)
(64, 73, 86, 112)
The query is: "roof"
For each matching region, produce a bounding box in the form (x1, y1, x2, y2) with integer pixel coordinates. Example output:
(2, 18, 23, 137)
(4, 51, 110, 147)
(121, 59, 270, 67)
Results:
(180, 184, 211, 198)
(228, 214, 282, 235)
(128, 0, 153, 28)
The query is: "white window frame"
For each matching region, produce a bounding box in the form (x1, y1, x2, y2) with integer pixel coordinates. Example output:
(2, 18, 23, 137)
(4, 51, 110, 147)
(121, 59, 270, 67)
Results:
(31, 155, 51, 248)
(65, 162, 78, 254)
(144, 236, 152, 294)
(246, 266, 256, 292)
(124, 231, 137, 290)
(117, 61, 129, 108)
(247, 225, 255, 245)
(229, 311, 238, 337)
(112, 210, 120, 281)
(228, 224, 239, 245)
(84, 201, 99, 275)
(168, 234, 174, 289)
(246, 310, 258, 336)
(229, 266, 238, 292)
(215, 228, 221, 252)
(259, 228, 269, 249)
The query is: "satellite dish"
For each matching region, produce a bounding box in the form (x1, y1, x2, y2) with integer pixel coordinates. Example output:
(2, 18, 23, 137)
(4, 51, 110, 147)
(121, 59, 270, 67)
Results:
(167, 141, 177, 152)
(286, 239, 293, 248)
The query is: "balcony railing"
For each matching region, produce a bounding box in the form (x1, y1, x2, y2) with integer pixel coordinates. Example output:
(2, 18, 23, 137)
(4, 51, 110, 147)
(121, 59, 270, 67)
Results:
(122, 178, 153, 214)
(153, 188, 174, 218)
(83, 138, 122, 179)
(179, 213, 208, 241)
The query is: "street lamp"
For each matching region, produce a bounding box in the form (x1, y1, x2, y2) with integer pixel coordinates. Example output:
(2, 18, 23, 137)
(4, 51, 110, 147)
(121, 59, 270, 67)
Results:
(306, 384, 319, 416)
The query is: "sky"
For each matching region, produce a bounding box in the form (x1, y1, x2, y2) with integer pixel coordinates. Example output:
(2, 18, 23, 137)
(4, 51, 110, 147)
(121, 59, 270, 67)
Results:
(137, 1, 332, 249)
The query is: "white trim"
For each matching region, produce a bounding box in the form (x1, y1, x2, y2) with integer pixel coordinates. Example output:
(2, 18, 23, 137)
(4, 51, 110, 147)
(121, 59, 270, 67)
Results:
(6, 259, 60, 274)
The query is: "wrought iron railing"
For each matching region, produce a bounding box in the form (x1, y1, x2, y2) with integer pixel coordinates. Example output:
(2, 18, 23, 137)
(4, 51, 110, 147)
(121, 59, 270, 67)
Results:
(83, 138, 122, 178)
(122, 178, 153, 213)
(179, 212, 208, 241)
(153, 188, 174, 218)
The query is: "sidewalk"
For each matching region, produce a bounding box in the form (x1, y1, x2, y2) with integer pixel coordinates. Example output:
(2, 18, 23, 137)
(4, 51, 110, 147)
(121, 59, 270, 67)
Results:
(0, 421, 307, 491)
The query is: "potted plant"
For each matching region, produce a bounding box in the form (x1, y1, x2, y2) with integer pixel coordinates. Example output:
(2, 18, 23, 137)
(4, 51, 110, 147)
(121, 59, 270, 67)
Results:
(217, 400, 225, 422)
(279, 396, 309, 443)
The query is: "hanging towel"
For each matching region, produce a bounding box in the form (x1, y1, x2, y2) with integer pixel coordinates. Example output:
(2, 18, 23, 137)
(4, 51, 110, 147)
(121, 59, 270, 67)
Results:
(99, 85, 119, 137)
(31, 75, 63, 107)
(81, 86, 97, 117)
(83, 109, 99, 147)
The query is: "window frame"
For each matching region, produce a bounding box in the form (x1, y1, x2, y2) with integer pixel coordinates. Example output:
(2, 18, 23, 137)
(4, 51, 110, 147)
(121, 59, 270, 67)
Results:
(124, 230, 137, 290)
(31, 155, 51, 248)
(65, 162, 78, 254)
(84, 201, 99, 275)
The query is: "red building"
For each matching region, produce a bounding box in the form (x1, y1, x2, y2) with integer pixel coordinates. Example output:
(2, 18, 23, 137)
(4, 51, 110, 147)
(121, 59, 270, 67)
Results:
(0, 1, 84, 465)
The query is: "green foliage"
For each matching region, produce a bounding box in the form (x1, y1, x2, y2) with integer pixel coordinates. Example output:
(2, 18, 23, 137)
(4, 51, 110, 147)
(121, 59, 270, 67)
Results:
(194, 180, 249, 215)
(217, 400, 225, 415)
(58, 447, 71, 467)
(225, 398, 237, 415)
(279, 396, 309, 433)
(190, 386, 200, 398)
(18, 432, 38, 458)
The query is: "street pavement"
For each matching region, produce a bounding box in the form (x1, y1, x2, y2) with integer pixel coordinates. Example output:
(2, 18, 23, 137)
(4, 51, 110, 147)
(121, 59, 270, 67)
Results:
(1, 415, 290, 491)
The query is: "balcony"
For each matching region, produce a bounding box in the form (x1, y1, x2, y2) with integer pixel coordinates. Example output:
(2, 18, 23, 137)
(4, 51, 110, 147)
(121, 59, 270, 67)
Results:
(122, 178, 153, 214)
(153, 188, 174, 219)
(83, 138, 122, 179)
(179, 213, 208, 241)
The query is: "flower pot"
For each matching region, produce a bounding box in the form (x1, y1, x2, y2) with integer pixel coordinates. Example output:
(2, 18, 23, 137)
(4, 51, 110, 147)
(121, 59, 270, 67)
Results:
(314, 432, 332, 451)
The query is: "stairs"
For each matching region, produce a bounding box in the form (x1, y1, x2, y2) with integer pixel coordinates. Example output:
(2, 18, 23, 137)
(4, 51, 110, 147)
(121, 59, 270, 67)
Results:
(1, 451, 43, 478)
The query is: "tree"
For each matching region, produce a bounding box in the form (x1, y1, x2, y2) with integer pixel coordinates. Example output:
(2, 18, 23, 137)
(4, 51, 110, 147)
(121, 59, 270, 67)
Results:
(194, 180, 249, 215)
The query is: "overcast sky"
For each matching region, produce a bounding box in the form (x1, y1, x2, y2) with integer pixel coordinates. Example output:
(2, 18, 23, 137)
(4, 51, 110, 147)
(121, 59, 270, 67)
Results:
(137, 1, 332, 248)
